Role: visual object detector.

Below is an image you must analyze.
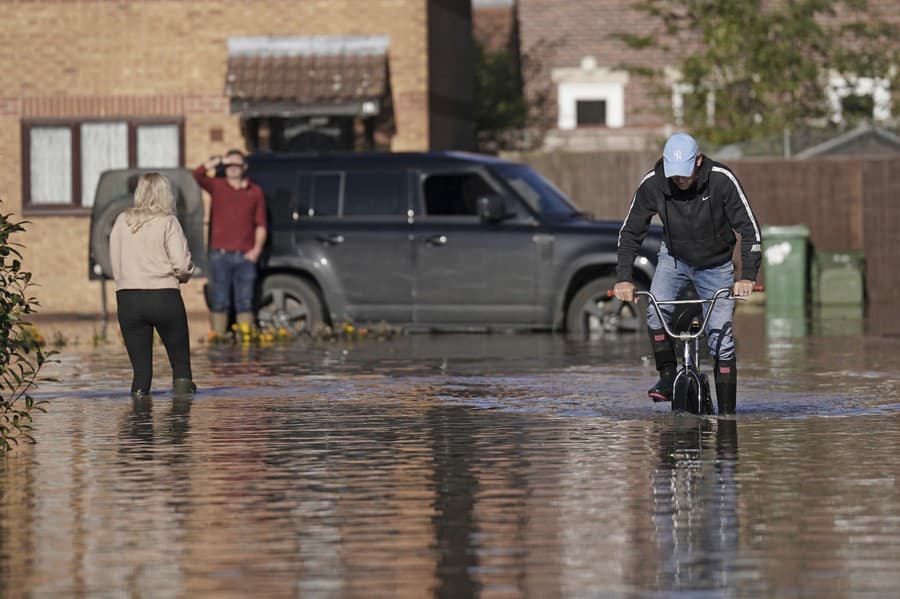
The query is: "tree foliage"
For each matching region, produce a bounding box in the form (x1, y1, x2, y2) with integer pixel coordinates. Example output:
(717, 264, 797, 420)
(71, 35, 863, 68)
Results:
(1, 209, 52, 451)
(475, 42, 527, 152)
(474, 40, 557, 152)
(617, 0, 900, 145)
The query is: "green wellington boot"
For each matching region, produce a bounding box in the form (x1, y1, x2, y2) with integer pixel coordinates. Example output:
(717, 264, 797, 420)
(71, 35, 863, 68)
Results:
(210, 312, 229, 338)
(173, 378, 197, 397)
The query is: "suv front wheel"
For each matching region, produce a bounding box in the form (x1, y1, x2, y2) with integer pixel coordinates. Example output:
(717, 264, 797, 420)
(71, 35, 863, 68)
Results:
(257, 275, 325, 335)
(565, 276, 645, 336)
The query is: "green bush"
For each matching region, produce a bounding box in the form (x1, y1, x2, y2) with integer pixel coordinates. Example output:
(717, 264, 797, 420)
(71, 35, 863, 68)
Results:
(1, 210, 53, 451)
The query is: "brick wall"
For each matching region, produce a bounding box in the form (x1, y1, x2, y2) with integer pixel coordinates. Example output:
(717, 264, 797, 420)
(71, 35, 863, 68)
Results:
(473, 4, 516, 54)
(517, 0, 674, 130)
(0, 0, 444, 315)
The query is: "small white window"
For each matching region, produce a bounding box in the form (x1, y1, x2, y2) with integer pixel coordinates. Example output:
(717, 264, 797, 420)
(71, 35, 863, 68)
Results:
(30, 127, 72, 205)
(558, 81, 625, 129)
(828, 74, 891, 123)
(138, 124, 180, 168)
(553, 62, 628, 130)
(81, 122, 128, 207)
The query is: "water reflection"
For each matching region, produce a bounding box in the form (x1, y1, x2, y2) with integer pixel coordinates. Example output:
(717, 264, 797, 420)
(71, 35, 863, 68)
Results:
(643, 418, 740, 592)
(765, 304, 807, 338)
(4, 315, 900, 596)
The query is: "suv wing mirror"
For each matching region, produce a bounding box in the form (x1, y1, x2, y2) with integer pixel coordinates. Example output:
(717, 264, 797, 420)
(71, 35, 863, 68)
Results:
(476, 194, 508, 223)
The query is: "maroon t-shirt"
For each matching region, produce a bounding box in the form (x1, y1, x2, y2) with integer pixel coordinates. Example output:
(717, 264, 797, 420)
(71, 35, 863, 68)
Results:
(193, 165, 267, 253)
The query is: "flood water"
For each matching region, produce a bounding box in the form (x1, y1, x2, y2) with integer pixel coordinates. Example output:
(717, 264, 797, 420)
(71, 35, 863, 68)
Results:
(3, 309, 900, 597)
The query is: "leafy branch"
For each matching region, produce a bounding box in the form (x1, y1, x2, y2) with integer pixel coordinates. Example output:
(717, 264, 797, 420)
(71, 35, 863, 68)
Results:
(1, 210, 55, 451)
(615, 0, 900, 146)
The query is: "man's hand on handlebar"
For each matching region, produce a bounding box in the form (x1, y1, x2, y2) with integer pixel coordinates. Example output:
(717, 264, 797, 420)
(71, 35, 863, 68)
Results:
(732, 279, 756, 297)
(613, 281, 636, 303)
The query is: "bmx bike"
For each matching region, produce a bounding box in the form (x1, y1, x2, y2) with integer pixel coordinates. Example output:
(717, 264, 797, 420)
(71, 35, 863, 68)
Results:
(635, 287, 750, 415)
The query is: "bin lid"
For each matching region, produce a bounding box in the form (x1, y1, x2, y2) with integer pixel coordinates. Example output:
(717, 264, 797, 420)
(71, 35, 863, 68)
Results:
(762, 224, 810, 238)
(813, 250, 864, 266)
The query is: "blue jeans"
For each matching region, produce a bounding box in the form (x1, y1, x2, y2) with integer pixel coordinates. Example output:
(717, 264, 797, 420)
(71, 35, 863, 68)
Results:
(209, 250, 257, 313)
(647, 244, 736, 360)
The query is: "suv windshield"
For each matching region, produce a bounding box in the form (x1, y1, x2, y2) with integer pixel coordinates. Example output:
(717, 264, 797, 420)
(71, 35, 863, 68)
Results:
(491, 163, 581, 218)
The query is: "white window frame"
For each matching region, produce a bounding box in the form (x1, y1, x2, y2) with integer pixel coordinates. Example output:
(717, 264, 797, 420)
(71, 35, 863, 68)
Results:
(827, 73, 891, 123)
(553, 63, 628, 130)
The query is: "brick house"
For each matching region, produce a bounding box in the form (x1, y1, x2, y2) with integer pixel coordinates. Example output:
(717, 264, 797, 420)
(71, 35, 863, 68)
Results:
(505, 0, 899, 152)
(3, 0, 474, 315)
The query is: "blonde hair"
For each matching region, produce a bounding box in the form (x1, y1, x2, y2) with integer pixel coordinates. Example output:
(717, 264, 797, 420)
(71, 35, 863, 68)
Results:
(124, 172, 175, 233)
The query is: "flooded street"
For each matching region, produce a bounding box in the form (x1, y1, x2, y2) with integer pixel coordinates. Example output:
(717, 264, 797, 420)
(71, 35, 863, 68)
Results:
(3, 310, 900, 597)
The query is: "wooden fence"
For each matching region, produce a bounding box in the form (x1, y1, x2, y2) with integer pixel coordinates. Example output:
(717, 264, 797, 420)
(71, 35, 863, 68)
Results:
(508, 151, 900, 332)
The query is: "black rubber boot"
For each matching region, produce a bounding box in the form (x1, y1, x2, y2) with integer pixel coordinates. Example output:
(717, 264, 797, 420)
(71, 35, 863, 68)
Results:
(648, 328, 677, 402)
(715, 358, 737, 415)
(648, 366, 677, 402)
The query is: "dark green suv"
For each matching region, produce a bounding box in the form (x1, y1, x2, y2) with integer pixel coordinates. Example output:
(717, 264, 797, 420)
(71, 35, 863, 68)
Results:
(249, 151, 661, 334)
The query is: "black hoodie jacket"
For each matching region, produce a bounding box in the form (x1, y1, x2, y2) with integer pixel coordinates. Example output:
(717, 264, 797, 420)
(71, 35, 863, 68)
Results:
(616, 156, 762, 283)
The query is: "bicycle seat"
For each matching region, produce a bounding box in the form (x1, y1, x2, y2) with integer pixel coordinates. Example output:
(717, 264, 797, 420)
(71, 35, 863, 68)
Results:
(668, 285, 703, 334)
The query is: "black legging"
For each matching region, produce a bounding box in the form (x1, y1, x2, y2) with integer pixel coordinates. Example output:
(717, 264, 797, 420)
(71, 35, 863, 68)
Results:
(116, 289, 192, 393)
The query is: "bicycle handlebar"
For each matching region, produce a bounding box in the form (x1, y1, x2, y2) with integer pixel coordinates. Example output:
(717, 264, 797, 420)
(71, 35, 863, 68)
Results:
(604, 285, 764, 341)
(639, 288, 734, 341)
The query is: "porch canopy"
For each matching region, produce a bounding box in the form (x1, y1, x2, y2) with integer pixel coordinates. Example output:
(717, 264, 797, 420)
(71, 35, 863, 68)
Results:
(225, 35, 390, 118)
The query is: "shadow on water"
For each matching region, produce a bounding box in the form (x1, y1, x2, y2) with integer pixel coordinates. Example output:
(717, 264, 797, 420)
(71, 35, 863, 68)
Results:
(5, 310, 900, 595)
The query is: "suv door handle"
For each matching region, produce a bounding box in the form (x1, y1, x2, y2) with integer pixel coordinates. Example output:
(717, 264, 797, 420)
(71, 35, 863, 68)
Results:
(316, 234, 344, 245)
(424, 234, 448, 246)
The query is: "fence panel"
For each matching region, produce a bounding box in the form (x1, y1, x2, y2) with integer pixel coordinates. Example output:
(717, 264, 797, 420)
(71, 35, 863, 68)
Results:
(507, 150, 900, 312)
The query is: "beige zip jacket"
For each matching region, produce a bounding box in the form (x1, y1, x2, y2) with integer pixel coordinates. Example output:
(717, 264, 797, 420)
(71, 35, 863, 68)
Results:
(110, 213, 195, 290)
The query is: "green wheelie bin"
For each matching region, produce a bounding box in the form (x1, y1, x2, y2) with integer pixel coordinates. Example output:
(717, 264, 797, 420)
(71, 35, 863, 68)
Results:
(761, 224, 810, 308)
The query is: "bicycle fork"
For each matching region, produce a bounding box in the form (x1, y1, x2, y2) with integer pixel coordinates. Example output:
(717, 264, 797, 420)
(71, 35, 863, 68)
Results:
(671, 325, 712, 414)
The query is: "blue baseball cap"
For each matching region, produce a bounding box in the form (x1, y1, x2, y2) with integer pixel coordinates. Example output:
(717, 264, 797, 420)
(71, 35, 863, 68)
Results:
(663, 133, 699, 178)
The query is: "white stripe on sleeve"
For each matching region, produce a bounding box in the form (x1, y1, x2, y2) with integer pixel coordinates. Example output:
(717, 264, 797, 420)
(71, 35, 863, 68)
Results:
(712, 165, 761, 242)
(617, 170, 656, 248)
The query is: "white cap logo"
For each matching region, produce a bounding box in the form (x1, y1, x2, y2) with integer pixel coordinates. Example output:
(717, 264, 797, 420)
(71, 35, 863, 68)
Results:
(673, 150, 683, 160)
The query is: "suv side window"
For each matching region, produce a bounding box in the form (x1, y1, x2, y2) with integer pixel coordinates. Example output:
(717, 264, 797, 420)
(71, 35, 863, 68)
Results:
(422, 172, 495, 216)
(310, 173, 341, 217)
(343, 171, 407, 216)
(305, 170, 407, 217)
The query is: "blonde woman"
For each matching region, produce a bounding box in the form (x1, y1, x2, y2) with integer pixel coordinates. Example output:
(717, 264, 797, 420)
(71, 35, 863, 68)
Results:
(110, 172, 196, 398)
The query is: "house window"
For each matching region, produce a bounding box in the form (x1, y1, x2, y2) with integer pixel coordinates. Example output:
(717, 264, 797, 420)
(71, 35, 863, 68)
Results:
(22, 119, 183, 212)
(827, 75, 890, 123)
(576, 100, 607, 126)
(557, 81, 625, 129)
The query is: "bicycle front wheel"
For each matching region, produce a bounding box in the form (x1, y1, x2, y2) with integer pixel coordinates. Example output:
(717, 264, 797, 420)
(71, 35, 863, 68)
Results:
(672, 373, 702, 414)
(699, 373, 715, 415)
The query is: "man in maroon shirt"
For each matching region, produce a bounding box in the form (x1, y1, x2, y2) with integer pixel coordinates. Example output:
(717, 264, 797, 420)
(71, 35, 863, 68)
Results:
(193, 149, 267, 337)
